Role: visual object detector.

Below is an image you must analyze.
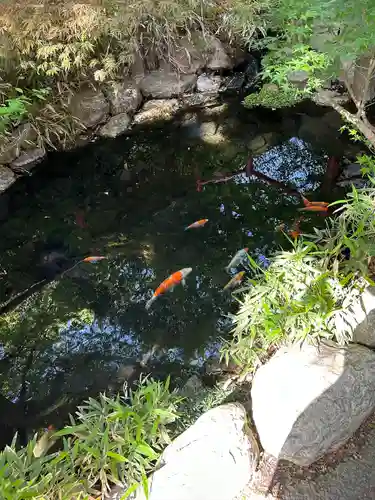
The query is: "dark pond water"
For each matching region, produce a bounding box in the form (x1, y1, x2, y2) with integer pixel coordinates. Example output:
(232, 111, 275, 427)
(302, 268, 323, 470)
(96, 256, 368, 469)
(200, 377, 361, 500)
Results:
(0, 98, 358, 442)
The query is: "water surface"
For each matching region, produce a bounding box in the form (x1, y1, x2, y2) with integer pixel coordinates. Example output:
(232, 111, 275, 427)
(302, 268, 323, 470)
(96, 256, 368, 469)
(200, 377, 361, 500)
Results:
(0, 99, 355, 440)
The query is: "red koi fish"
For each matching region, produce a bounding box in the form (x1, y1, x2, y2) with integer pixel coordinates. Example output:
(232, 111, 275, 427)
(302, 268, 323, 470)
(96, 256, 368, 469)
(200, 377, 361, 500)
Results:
(185, 219, 209, 230)
(75, 210, 88, 228)
(145, 267, 193, 310)
(82, 256, 107, 263)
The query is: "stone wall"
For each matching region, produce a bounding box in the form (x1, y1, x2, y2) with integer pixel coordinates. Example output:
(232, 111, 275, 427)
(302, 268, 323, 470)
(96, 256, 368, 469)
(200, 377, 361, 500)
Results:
(0, 35, 259, 194)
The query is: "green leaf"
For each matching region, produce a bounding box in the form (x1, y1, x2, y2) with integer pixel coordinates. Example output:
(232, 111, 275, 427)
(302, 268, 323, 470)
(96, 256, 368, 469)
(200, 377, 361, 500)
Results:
(107, 451, 128, 463)
(136, 443, 158, 460)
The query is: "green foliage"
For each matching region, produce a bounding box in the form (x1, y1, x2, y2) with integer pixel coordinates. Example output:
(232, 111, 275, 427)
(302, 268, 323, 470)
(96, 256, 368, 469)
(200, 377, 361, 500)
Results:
(0, 86, 50, 136)
(178, 384, 231, 430)
(262, 44, 330, 90)
(0, 0, 267, 85)
(243, 84, 305, 109)
(221, 242, 361, 372)
(0, 377, 180, 499)
(222, 162, 375, 372)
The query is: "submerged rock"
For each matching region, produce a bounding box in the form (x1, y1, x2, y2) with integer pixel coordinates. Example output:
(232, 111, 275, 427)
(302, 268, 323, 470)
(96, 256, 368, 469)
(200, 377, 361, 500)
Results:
(196, 74, 222, 93)
(248, 133, 276, 154)
(140, 70, 197, 98)
(0, 166, 16, 192)
(69, 88, 109, 128)
(10, 148, 46, 173)
(251, 342, 375, 466)
(99, 113, 132, 138)
(104, 81, 142, 116)
(134, 403, 258, 500)
(133, 99, 179, 125)
(340, 162, 362, 179)
(180, 375, 203, 397)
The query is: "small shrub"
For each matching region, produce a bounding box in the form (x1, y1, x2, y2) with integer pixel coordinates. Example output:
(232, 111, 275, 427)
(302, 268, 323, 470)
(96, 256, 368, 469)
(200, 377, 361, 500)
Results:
(221, 163, 375, 373)
(244, 84, 305, 109)
(0, 376, 181, 499)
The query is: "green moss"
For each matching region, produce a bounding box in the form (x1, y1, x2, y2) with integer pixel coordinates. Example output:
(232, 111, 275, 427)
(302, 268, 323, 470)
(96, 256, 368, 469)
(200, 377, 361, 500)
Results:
(243, 85, 306, 110)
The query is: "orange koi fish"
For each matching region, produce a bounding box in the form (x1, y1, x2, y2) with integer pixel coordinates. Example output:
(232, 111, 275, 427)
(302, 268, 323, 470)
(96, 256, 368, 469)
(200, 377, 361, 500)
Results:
(223, 271, 245, 291)
(185, 219, 209, 230)
(301, 196, 329, 212)
(300, 204, 329, 213)
(145, 267, 193, 310)
(82, 256, 107, 263)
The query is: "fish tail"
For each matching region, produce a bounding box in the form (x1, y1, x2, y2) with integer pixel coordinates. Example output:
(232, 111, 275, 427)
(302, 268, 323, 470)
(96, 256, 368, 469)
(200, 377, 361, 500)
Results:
(145, 296, 157, 310)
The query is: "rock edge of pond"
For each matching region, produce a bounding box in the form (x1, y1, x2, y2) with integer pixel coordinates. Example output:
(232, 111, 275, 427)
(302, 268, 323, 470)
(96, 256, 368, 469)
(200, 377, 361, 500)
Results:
(0, 35, 260, 195)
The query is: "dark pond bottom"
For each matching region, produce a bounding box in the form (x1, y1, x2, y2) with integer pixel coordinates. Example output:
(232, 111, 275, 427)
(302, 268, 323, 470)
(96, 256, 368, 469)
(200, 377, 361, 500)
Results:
(0, 97, 360, 444)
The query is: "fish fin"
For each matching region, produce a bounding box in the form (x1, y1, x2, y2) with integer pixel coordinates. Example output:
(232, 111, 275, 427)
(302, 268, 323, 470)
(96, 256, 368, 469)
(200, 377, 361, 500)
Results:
(181, 279, 186, 287)
(145, 296, 157, 310)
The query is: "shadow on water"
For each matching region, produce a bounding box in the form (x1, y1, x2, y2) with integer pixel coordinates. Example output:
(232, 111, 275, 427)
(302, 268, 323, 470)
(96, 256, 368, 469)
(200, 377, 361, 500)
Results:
(0, 97, 360, 443)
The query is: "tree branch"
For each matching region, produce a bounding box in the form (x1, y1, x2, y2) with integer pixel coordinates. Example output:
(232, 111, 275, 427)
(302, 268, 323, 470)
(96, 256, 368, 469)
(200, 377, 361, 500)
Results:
(357, 57, 375, 117)
(341, 60, 361, 110)
(312, 90, 375, 148)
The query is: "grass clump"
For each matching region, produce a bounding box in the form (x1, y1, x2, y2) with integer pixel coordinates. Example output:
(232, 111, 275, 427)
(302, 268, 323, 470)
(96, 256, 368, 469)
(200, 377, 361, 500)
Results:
(0, 0, 270, 149)
(0, 376, 181, 499)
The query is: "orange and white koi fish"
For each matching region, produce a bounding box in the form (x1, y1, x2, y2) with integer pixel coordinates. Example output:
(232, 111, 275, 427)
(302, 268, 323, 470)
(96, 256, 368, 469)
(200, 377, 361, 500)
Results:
(223, 271, 245, 291)
(145, 267, 193, 310)
(185, 219, 209, 230)
(82, 256, 107, 263)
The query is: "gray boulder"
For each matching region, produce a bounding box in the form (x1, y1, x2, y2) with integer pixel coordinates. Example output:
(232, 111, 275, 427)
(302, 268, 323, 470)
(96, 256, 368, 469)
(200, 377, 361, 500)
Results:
(196, 74, 222, 93)
(134, 403, 258, 500)
(287, 70, 309, 90)
(10, 148, 46, 173)
(252, 342, 375, 466)
(340, 162, 362, 179)
(140, 70, 197, 98)
(98, 113, 132, 138)
(0, 166, 16, 192)
(104, 81, 142, 116)
(0, 122, 37, 164)
(133, 99, 179, 125)
(69, 88, 109, 128)
(169, 34, 207, 74)
(206, 36, 233, 71)
(342, 285, 375, 347)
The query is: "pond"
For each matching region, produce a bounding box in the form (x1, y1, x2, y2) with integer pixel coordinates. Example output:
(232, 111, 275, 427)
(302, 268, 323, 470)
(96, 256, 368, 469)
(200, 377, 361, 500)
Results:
(0, 97, 358, 444)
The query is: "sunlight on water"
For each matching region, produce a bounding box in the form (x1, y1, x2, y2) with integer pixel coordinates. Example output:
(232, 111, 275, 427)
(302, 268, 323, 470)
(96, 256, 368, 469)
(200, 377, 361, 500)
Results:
(0, 101, 354, 431)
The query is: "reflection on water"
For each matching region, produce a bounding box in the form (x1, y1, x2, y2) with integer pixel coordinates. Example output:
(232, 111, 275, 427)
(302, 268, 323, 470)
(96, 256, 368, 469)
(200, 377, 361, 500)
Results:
(0, 100, 353, 440)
